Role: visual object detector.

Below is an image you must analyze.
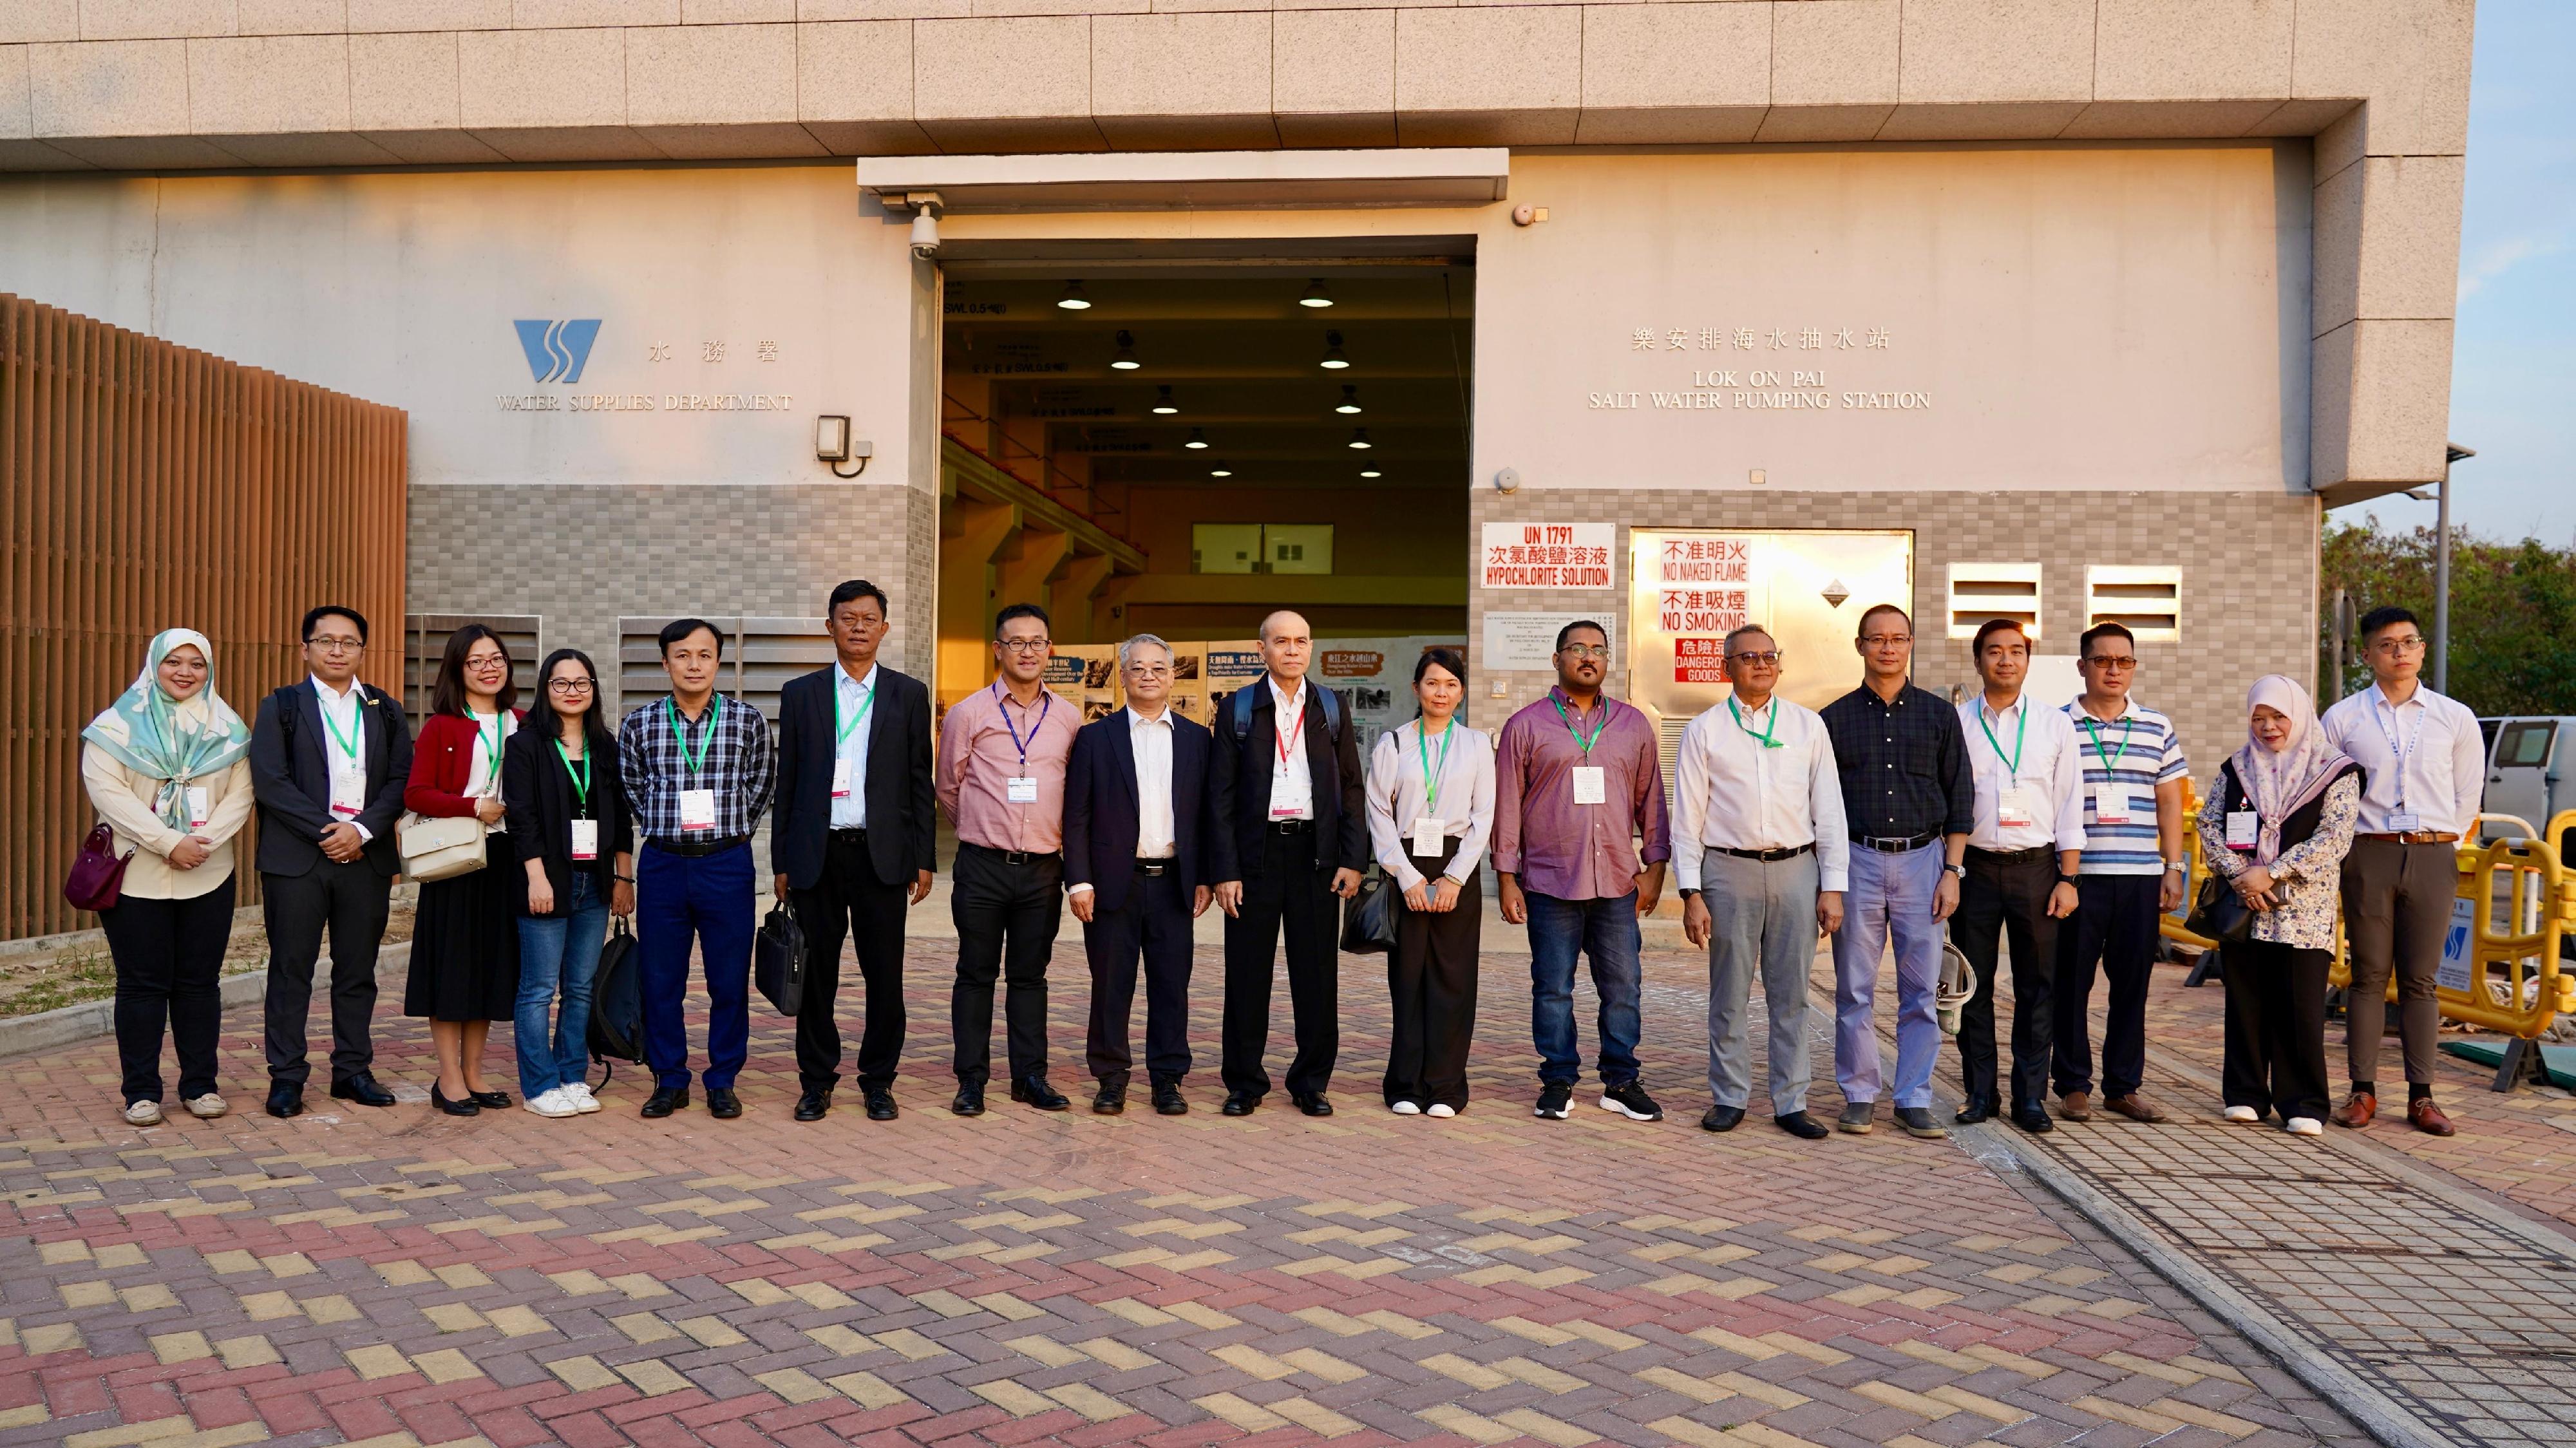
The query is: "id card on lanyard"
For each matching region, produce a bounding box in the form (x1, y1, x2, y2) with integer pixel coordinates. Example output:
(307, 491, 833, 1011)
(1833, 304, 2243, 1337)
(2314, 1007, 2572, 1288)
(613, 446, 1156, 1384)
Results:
(1269, 693, 1309, 818)
(1412, 720, 1455, 856)
(2375, 697, 2425, 832)
(669, 695, 721, 831)
(1980, 702, 2033, 828)
(185, 785, 211, 831)
(1551, 692, 1611, 805)
(998, 684, 1048, 805)
(556, 740, 599, 860)
(2081, 714, 2137, 823)
(321, 691, 367, 818)
(833, 676, 875, 799)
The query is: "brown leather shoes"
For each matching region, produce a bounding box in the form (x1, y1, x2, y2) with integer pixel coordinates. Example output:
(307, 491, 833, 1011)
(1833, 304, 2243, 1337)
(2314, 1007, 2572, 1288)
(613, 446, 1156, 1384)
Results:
(2103, 1093, 2166, 1124)
(2407, 1098, 2456, 1136)
(2331, 1090, 2377, 1129)
(2058, 1090, 2094, 1122)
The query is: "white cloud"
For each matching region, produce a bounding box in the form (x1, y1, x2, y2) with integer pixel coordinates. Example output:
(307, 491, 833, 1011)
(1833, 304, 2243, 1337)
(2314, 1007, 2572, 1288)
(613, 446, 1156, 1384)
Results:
(2458, 229, 2566, 301)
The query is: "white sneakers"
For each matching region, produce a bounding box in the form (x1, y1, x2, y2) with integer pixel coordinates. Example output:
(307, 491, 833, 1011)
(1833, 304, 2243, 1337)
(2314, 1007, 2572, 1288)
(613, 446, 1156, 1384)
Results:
(564, 1081, 603, 1114)
(2285, 1116, 2324, 1136)
(524, 1087, 580, 1118)
(1425, 1103, 1456, 1118)
(185, 1093, 227, 1119)
(124, 1100, 162, 1125)
(1390, 1100, 1461, 1118)
(2222, 1105, 2260, 1124)
(1390, 1100, 1423, 1115)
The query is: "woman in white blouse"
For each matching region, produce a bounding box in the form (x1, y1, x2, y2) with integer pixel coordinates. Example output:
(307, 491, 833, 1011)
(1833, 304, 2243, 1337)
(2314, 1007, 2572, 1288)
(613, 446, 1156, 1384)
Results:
(80, 628, 257, 1125)
(1364, 649, 1495, 1116)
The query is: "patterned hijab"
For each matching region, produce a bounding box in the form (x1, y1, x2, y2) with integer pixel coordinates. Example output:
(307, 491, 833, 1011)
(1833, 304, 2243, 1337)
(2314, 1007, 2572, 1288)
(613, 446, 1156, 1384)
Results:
(82, 628, 253, 828)
(2233, 674, 2351, 864)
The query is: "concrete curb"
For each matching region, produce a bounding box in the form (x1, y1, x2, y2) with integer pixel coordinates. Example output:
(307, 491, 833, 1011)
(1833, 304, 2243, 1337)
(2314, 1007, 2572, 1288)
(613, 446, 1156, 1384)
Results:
(0, 942, 412, 1062)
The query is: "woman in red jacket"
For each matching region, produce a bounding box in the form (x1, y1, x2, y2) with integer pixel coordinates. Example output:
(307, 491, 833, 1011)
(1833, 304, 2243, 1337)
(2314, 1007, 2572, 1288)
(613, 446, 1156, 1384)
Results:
(404, 625, 524, 1115)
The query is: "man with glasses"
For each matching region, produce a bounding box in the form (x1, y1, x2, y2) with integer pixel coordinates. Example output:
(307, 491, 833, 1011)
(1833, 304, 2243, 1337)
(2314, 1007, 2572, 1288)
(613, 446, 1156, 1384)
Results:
(1674, 626, 1846, 1140)
(1820, 605, 1974, 1139)
(936, 603, 1081, 1115)
(2320, 605, 2483, 1136)
(1494, 620, 1671, 1124)
(248, 605, 413, 1118)
(2052, 622, 2188, 1125)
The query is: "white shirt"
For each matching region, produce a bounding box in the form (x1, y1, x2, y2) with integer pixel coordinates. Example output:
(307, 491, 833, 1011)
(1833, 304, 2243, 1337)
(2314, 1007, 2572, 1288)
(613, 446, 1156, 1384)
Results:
(464, 710, 515, 835)
(311, 674, 373, 842)
(1068, 706, 1180, 900)
(1364, 720, 1497, 890)
(1957, 692, 2087, 854)
(831, 662, 878, 831)
(1672, 694, 1852, 893)
(2319, 681, 2485, 835)
(1266, 676, 1316, 821)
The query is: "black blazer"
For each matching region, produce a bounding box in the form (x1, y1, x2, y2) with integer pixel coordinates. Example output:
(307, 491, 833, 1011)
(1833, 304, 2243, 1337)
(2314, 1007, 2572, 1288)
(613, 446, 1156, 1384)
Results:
(1064, 710, 1216, 914)
(502, 724, 635, 916)
(1207, 681, 1367, 882)
(248, 679, 412, 878)
(772, 663, 936, 892)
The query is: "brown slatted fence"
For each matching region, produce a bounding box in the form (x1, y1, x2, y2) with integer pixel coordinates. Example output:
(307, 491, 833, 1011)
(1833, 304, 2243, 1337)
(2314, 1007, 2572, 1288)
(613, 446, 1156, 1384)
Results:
(2, 292, 406, 941)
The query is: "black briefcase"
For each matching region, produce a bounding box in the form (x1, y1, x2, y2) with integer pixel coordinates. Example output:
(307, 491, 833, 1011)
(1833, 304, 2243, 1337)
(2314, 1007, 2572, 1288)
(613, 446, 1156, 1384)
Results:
(1340, 871, 1399, 955)
(755, 904, 806, 1017)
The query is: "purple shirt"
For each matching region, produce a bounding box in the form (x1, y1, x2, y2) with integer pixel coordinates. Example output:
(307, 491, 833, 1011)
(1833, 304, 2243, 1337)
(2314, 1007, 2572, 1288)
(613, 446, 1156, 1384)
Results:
(1493, 687, 1671, 901)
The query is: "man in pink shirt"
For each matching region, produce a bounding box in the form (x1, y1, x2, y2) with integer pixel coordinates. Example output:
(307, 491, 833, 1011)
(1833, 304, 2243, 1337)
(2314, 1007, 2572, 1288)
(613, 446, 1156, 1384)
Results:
(934, 603, 1081, 1115)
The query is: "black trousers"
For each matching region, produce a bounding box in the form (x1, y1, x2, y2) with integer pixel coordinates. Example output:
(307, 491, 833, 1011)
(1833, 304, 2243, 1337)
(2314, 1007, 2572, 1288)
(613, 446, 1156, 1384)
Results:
(1386, 838, 1479, 1109)
(950, 842, 1061, 1084)
(2222, 940, 2331, 1122)
(100, 878, 236, 1104)
(1221, 825, 1341, 1099)
(1083, 864, 1194, 1089)
(1951, 848, 2059, 1116)
(790, 831, 911, 1091)
(2052, 874, 2160, 1100)
(261, 860, 393, 1087)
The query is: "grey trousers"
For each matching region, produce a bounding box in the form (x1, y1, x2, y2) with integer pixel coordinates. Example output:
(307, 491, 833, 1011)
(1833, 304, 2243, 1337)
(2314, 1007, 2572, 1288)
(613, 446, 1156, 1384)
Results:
(1703, 847, 1821, 1115)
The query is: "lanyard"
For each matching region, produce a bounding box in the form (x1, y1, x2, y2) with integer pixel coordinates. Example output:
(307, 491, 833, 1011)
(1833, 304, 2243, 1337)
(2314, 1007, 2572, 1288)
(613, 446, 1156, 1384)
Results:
(995, 682, 1050, 767)
(838, 675, 876, 746)
(1548, 691, 1610, 758)
(2078, 712, 2136, 773)
(553, 738, 591, 815)
(1977, 699, 2026, 778)
(1274, 686, 1307, 767)
(2372, 695, 2422, 805)
(1728, 694, 1782, 749)
(1416, 719, 1457, 813)
(668, 695, 720, 778)
(319, 690, 363, 763)
(475, 713, 506, 781)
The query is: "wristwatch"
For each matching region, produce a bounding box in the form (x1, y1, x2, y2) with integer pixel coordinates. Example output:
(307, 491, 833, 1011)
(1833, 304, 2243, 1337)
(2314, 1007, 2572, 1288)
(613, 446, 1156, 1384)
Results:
(2165, 860, 2188, 874)
(1678, 888, 1701, 901)
(2058, 873, 2079, 887)
(1944, 863, 1967, 880)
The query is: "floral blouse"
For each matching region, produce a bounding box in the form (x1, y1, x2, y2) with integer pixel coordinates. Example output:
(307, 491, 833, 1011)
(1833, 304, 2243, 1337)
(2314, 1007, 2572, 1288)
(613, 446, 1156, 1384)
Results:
(2195, 771, 2362, 951)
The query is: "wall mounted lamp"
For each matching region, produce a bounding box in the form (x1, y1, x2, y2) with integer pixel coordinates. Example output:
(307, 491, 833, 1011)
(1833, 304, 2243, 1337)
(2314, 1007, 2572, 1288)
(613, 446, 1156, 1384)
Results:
(816, 415, 873, 478)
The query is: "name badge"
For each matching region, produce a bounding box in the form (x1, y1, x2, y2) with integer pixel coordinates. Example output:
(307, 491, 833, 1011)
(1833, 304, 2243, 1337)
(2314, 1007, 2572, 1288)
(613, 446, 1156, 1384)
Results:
(831, 758, 853, 799)
(1412, 816, 1445, 858)
(185, 786, 212, 831)
(569, 819, 600, 861)
(2226, 810, 2259, 849)
(1996, 785, 2035, 829)
(2389, 810, 2423, 832)
(329, 778, 365, 818)
(1571, 766, 1607, 805)
(679, 789, 718, 831)
(2093, 782, 2132, 825)
(1007, 775, 1039, 804)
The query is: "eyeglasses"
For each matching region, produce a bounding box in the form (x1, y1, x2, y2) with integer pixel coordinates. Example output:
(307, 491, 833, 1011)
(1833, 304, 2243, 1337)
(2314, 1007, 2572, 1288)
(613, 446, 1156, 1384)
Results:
(548, 679, 597, 695)
(1859, 634, 1912, 648)
(2372, 636, 2427, 654)
(2083, 655, 2139, 670)
(1128, 664, 1172, 679)
(306, 635, 365, 652)
(996, 637, 1053, 654)
(1728, 650, 1782, 667)
(1559, 644, 1610, 661)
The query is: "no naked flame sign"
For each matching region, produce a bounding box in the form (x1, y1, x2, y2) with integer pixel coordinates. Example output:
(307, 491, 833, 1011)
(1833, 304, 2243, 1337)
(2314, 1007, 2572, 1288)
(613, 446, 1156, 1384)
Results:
(1482, 522, 1613, 590)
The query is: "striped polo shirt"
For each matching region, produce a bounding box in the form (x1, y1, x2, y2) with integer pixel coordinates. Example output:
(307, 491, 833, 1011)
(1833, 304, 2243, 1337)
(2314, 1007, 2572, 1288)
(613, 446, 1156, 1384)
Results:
(2063, 697, 2187, 876)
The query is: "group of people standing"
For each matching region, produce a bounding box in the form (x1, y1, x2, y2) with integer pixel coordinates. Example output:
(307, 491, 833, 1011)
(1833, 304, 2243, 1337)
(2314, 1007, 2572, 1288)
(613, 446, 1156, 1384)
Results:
(79, 587, 2481, 1141)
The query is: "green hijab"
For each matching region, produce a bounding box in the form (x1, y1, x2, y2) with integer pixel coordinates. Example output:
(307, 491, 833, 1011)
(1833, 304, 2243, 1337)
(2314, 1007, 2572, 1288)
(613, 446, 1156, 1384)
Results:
(82, 628, 253, 829)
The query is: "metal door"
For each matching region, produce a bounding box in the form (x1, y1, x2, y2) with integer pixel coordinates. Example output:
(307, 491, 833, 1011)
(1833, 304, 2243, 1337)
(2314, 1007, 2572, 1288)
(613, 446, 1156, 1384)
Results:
(2485, 718, 2558, 836)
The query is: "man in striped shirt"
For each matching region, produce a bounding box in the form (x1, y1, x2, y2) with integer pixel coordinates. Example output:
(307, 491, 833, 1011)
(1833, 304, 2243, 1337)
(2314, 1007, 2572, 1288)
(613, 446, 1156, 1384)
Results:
(2051, 622, 2189, 1124)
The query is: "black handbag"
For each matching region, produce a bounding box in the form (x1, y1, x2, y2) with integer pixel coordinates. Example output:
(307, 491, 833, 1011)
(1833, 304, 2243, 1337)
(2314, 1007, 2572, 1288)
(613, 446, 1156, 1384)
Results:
(2186, 872, 2254, 944)
(755, 903, 806, 1016)
(1340, 870, 1399, 955)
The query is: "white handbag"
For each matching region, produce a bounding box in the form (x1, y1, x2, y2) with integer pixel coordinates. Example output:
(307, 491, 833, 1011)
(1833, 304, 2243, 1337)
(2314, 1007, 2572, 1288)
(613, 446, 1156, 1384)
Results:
(398, 811, 488, 881)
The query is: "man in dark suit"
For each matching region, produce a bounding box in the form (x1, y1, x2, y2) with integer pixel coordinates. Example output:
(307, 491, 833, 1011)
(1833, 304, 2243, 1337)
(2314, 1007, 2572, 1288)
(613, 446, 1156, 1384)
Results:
(772, 580, 936, 1123)
(1208, 610, 1367, 1117)
(247, 605, 413, 1119)
(1065, 634, 1217, 1116)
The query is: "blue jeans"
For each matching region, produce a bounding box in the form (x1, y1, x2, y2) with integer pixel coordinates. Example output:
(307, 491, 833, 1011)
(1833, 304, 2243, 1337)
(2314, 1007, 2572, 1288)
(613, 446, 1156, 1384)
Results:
(1524, 890, 1643, 1089)
(514, 871, 609, 1098)
(636, 841, 755, 1091)
(1830, 841, 1946, 1109)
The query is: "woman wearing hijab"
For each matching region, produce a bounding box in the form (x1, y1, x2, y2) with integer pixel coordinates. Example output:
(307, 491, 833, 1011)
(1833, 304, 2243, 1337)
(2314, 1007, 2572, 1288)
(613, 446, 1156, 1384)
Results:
(402, 625, 524, 1116)
(81, 628, 258, 1125)
(2197, 675, 2363, 1135)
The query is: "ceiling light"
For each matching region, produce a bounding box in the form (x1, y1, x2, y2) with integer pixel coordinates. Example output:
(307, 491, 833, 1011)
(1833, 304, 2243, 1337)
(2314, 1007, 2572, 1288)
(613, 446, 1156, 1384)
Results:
(1151, 385, 1178, 415)
(1110, 329, 1141, 370)
(1359, 467, 1382, 478)
(1347, 428, 1373, 450)
(1056, 280, 1091, 311)
(1335, 386, 1362, 415)
(1319, 330, 1349, 370)
(1209, 463, 1234, 478)
(1299, 278, 1334, 309)
(1184, 428, 1209, 450)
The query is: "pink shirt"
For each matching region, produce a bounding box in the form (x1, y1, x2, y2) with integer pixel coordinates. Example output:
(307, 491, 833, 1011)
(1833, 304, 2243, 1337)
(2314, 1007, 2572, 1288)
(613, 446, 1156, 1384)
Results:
(937, 682, 1079, 853)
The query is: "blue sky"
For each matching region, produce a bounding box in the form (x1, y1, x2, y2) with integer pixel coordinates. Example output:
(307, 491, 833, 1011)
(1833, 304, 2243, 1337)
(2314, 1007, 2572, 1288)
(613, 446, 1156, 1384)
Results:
(2328, 0, 2573, 545)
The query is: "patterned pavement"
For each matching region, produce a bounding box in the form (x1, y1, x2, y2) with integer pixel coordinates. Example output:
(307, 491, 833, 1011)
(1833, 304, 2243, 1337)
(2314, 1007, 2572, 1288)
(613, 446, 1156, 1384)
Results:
(0, 929, 2361, 1448)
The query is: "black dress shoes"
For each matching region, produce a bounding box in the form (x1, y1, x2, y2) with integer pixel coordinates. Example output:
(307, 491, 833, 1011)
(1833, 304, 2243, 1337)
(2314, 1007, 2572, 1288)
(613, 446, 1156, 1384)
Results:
(1291, 1092, 1334, 1118)
(1700, 1104, 1746, 1133)
(1774, 1111, 1830, 1140)
(430, 1083, 480, 1117)
(2012, 1107, 2055, 1134)
(265, 1083, 303, 1119)
(706, 1087, 742, 1119)
(864, 1087, 898, 1121)
(330, 1073, 397, 1107)
(1092, 1084, 1126, 1115)
(951, 1084, 986, 1116)
(794, 1089, 831, 1122)
(468, 1088, 511, 1110)
(1953, 1103, 1994, 1126)
(1220, 1091, 1258, 1116)
(640, 1086, 689, 1118)
(1012, 1076, 1070, 1111)
(1153, 1082, 1189, 1116)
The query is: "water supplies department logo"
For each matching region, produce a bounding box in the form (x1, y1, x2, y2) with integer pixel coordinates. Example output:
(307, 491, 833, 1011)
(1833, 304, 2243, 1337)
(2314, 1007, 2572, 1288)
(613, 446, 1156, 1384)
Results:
(513, 319, 601, 384)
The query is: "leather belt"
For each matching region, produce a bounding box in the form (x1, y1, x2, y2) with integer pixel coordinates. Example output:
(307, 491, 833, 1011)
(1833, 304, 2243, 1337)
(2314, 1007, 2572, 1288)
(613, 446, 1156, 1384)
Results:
(2358, 831, 2459, 845)
(1852, 831, 1940, 853)
(962, 840, 1060, 866)
(1133, 858, 1178, 877)
(829, 827, 869, 842)
(1269, 819, 1316, 834)
(647, 834, 748, 858)
(1714, 843, 1814, 862)
(1967, 844, 2056, 866)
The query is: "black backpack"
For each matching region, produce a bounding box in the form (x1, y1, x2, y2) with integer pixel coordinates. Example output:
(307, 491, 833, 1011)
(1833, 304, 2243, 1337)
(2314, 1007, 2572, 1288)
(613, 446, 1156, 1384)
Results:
(1223, 680, 1343, 746)
(587, 917, 645, 1085)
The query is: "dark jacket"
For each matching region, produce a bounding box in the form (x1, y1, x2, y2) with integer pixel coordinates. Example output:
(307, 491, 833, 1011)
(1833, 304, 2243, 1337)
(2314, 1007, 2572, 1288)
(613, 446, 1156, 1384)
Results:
(1207, 679, 1368, 882)
(772, 662, 936, 892)
(248, 678, 412, 878)
(502, 722, 634, 916)
(1064, 708, 1217, 914)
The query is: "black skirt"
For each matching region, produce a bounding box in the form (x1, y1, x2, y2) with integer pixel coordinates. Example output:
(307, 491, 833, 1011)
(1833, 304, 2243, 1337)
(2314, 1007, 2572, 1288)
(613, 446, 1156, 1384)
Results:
(404, 856, 522, 1022)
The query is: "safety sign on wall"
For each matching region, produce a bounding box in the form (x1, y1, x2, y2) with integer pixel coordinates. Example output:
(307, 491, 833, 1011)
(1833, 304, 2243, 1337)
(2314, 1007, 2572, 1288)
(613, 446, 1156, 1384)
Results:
(1482, 522, 1614, 590)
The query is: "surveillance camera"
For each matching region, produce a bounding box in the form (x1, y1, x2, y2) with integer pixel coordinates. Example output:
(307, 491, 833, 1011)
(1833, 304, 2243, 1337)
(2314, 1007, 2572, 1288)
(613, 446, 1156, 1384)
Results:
(909, 208, 941, 258)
